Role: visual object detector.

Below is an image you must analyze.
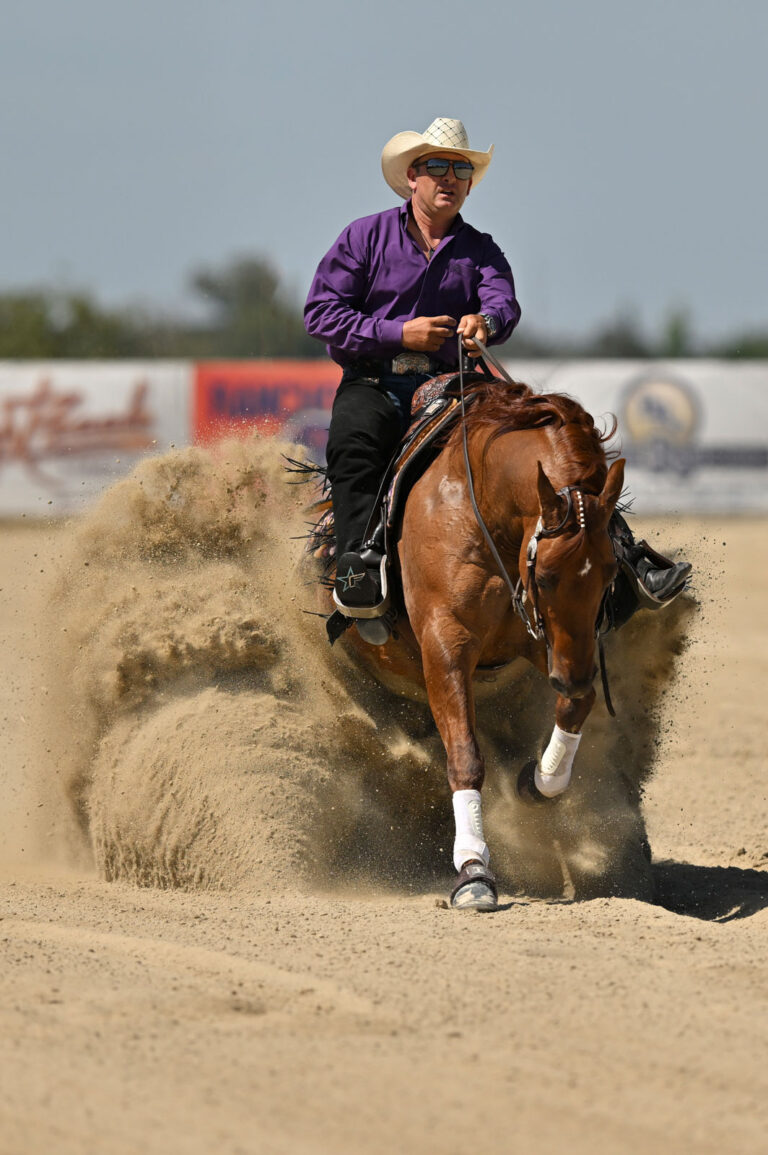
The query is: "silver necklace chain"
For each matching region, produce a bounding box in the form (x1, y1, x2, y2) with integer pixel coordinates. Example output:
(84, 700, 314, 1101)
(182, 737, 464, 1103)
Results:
(410, 212, 438, 261)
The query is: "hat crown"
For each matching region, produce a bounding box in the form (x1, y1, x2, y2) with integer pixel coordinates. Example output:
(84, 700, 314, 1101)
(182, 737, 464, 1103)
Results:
(421, 118, 469, 152)
(380, 118, 493, 199)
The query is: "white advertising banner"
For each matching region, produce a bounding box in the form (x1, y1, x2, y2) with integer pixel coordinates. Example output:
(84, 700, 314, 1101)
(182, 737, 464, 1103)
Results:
(503, 360, 768, 514)
(1, 358, 765, 517)
(0, 362, 191, 516)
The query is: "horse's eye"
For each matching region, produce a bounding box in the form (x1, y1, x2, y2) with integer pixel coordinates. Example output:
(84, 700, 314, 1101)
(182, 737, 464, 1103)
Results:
(537, 572, 558, 593)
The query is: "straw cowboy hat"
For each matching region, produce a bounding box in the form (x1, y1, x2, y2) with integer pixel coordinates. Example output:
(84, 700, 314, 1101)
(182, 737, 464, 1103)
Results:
(381, 117, 494, 199)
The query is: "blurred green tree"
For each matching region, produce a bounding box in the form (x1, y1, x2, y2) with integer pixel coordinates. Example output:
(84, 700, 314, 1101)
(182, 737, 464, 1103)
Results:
(0, 260, 765, 359)
(660, 309, 692, 358)
(588, 313, 651, 358)
(0, 292, 145, 358)
(190, 256, 318, 357)
(711, 330, 768, 358)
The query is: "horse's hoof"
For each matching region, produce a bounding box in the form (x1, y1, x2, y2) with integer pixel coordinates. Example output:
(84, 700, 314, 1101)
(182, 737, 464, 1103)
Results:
(450, 861, 499, 912)
(451, 879, 499, 912)
(516, 759, 553, 805)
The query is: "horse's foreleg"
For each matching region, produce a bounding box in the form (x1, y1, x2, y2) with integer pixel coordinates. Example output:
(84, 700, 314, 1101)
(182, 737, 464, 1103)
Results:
(535, 689, 596, 798)
(419, 625, 492, 875)
(452, 787, 489, 870)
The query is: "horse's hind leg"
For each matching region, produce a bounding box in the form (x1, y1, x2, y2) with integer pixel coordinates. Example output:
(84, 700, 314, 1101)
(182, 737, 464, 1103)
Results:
(419, 619, 498, 911)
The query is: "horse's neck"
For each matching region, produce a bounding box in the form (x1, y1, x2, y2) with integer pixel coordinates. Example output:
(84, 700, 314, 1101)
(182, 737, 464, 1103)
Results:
(472, 429, 556, 530)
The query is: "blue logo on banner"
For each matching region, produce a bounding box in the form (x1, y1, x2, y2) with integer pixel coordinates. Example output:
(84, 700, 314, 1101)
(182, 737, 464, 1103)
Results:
(620, 372, 767, 475)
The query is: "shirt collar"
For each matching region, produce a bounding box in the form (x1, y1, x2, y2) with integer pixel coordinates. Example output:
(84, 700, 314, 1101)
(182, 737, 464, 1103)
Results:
(399, 199, 465, 239)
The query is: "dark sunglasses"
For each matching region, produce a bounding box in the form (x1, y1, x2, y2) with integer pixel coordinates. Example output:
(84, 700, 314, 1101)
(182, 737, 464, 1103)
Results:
(413, 158, 475, 181)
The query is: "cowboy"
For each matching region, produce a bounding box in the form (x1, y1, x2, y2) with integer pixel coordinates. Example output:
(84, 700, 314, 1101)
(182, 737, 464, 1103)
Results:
(305, 119, 520, 642)
(305, 118, 689, 644)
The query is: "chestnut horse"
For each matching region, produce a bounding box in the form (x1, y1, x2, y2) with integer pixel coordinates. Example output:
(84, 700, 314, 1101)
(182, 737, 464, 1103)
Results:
(328, 377, 625, 911)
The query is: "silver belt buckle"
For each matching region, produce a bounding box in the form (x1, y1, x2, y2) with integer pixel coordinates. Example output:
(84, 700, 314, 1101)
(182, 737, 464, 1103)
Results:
(391, 353, 430, 375)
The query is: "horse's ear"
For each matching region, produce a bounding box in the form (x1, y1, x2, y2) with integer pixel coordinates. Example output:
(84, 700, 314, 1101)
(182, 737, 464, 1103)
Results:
(598, 458, 625, 521)
(536, 461, 563, 526)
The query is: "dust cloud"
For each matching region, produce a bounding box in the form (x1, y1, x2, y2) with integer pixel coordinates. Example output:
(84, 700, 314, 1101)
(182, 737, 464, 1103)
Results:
(40, 437, 694, 900)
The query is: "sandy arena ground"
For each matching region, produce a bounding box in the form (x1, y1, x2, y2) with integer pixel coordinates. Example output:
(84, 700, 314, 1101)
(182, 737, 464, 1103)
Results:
(0, 444, 766, 1155)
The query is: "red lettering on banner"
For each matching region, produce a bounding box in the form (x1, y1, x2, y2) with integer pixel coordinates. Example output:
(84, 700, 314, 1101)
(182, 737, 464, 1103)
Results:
(194, 361, 340, 445)
(0, 379, 155, 481)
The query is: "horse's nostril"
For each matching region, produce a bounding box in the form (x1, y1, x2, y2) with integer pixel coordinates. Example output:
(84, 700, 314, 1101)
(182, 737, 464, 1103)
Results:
(549, 671, 596, 698)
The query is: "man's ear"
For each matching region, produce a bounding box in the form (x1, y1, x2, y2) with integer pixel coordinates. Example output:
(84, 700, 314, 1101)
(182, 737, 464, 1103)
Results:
(406, 166, 418, 193)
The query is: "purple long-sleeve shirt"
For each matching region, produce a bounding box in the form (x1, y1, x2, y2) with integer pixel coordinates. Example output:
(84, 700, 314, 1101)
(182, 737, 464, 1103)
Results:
(304, 201, 521, 368)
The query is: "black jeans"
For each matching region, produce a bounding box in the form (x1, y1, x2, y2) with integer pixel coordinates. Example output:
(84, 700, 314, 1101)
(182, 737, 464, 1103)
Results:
(325, 368, 430, 557)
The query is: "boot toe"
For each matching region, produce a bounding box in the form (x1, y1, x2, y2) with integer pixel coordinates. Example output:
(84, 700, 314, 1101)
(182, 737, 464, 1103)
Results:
(334, 551, 381, 608)
(645, 560, 691, 599)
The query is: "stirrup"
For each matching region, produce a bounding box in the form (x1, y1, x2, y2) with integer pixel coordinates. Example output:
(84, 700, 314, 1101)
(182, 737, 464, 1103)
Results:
(619, 548, 690, 611)
(608, 515, 691, 614)
(332, 553, 391, 620)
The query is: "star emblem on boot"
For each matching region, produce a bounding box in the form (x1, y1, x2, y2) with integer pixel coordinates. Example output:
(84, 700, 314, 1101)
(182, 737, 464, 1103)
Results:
(339, 566, 367, 592)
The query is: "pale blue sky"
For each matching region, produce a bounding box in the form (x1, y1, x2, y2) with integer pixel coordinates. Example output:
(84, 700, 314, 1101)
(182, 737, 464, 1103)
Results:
(1, 0, 765, 342)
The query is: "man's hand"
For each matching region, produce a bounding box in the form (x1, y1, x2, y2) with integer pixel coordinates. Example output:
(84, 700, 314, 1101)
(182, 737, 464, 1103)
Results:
(457, 314, 488, 357)
(402, 315, 457, 353)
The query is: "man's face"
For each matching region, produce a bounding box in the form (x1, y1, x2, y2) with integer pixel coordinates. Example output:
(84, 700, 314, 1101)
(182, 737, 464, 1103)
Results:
(406, 152, 473, 217)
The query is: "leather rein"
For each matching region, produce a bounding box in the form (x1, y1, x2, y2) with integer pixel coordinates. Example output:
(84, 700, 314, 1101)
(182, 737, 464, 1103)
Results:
(457, 336, 615, 715)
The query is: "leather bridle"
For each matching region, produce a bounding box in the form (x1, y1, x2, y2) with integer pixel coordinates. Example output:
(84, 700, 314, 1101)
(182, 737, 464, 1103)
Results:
(457, 337, 584, 640)
(516, 485, 589, 642)
(457, 337, 616, 714)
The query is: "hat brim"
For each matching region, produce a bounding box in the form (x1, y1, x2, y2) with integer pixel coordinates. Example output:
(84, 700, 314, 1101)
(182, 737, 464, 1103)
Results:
(381, 130, 494, 199)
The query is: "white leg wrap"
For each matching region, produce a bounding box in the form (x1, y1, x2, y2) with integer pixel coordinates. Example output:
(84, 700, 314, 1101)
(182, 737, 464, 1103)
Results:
(534, 725, 582, 798)
(452, 789, 490, 872)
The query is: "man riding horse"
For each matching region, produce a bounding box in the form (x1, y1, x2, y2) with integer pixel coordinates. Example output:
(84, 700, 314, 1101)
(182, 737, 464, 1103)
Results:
(304, 117, 690, 645)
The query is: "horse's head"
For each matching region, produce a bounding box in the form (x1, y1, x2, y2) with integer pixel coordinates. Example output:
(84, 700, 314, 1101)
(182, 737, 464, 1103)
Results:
(525, 458, 625, 698)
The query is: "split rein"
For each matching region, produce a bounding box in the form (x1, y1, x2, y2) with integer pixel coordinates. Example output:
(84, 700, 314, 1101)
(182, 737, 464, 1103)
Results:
(457, 336, 616, 716)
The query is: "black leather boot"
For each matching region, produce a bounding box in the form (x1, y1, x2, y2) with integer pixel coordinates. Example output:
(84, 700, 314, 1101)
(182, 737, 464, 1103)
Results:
(332, 543, 395, 646)
(605, 513, 692, 631)
(333, 547, 384, 610)
(633, 554, 692, 600)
